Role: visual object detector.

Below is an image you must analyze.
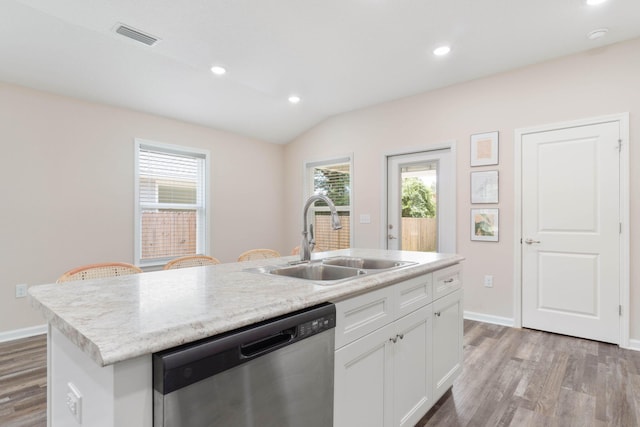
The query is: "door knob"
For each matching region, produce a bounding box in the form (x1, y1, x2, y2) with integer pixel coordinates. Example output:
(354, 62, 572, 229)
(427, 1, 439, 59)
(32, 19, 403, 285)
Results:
(388, 234, 397, 240)
(524, 238, 541, 245)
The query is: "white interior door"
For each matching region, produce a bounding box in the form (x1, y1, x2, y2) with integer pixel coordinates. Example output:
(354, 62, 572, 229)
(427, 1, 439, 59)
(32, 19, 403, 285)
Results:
(387, 149, 455, 253)
(521, 121, 620, 343)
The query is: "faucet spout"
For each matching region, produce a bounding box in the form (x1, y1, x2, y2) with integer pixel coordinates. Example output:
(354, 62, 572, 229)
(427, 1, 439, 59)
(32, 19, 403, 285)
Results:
(301, 195, 342, 262)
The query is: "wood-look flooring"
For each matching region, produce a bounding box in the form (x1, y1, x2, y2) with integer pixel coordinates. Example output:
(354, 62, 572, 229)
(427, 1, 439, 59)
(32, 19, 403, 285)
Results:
(418, 320, 640, 427)
(1, 322, 639, 427)
(0, 334, 46, 427)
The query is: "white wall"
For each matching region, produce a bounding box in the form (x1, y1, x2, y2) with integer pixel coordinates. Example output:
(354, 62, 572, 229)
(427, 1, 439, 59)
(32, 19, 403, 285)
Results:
(283, 37, 640, 342)
(0, 83, 285, 333)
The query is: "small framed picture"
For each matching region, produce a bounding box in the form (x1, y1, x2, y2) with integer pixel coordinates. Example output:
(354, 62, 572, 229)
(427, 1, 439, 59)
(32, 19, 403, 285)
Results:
(470, 131, 499, 166)
(471, 208, 499, 242)
(471, 170, 499, 204)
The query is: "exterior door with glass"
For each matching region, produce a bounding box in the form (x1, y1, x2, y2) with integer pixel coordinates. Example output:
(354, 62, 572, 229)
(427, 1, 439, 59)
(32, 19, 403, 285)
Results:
(387, 148, 455, 253)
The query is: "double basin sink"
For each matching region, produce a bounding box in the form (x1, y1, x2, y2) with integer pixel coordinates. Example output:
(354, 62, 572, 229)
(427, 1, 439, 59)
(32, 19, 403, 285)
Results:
(246, 256, 416, 285)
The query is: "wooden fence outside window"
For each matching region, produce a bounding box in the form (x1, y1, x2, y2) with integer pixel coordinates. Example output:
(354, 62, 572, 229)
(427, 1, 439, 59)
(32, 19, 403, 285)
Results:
(401, 217, 437, 252)
(141, 212, 436, 259)
(141, 211, 196, 260)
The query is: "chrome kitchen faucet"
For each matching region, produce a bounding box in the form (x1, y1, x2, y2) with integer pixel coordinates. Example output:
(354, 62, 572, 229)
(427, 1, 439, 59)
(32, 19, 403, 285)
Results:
(301, 195, 342, 262)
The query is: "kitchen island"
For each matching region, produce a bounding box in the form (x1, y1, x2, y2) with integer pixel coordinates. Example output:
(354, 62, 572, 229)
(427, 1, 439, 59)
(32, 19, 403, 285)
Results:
(29, 249, 463, 426)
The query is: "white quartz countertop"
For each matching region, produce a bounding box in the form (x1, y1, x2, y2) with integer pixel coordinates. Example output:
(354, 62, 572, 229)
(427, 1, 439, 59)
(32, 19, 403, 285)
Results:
(29, 249, 463, 367)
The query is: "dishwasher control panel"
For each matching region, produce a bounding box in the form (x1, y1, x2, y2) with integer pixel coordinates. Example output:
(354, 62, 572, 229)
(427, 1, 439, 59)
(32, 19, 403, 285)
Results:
(298, 314, 335, 338)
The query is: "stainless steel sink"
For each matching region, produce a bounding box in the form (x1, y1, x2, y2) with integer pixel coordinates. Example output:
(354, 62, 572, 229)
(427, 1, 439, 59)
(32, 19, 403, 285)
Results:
(321, 256, 416, 270)
(268, 263, 366, 281)
(244, 256, 416, 285)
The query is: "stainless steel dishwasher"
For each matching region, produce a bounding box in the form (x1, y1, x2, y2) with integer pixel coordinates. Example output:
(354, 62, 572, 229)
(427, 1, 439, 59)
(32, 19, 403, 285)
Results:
(153, 303, 336, 427)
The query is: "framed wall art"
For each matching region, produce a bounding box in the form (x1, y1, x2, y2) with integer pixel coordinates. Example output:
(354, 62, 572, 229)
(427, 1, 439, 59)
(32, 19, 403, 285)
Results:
(470, 131, 499, 166)
(471, 170, 499, 204)
(471, 208, 499, 242)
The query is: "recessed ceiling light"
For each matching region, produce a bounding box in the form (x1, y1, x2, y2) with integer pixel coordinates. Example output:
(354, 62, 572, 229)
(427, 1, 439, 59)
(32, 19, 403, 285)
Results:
(586, 0, 608, 5)
(288, 95, 301, 104)
(587, 28, 609, 40)
(433, 46, 451, 56)
(210, 65, 226, 76)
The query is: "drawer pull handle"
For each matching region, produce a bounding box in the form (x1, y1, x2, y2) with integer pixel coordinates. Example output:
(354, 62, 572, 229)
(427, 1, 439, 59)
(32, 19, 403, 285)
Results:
(434, 311, 441, 317)
(389, 334, 404, 343)
(444, 278, 454, 283)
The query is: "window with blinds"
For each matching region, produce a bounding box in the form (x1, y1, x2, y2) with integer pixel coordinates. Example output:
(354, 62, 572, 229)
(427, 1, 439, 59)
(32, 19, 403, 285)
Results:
(305, 157, 352, 251)
(135, 140, 209, 266)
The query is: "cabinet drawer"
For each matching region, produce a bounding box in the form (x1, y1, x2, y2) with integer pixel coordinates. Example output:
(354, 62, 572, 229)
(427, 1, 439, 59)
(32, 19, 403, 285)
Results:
(394, 274, 432, 319)
(432, 264, 462, 300)
(334, 286, 394, 349)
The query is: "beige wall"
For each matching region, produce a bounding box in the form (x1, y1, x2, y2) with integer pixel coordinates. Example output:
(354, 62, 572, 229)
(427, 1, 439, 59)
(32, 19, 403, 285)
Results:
(283, 37, 640, 342)
(0, 83, 285, 333)
(3, 38, 639, 343)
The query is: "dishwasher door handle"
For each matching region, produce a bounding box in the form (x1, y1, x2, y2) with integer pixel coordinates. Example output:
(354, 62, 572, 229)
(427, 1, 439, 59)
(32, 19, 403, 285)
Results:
(240, 328, 295, 358)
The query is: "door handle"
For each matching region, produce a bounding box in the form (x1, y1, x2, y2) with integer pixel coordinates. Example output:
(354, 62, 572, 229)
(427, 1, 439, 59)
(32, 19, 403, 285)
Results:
(388, 234, 397, 240)
(524, 238, 541, 245)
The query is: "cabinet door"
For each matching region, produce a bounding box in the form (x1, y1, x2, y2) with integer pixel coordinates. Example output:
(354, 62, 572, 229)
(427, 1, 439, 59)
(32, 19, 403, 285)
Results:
(392, 305, 433, 427)
(432, 289, 463, 401)
(334, 323, 394, 427)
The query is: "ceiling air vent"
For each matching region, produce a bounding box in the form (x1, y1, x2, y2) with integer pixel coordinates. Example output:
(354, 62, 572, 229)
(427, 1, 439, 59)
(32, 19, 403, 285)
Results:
(115, 24, 159, 46)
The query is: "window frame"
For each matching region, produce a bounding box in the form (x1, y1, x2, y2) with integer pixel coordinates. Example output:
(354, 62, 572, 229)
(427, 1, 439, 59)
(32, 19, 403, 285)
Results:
(134, 139, 210, 268)
(303, 154, 354, 250)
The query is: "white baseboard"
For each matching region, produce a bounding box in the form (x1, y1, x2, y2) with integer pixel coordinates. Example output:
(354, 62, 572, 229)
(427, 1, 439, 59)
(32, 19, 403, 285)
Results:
(628, 339, 640, 352)
(464, 311, 515, 327)
(0, 324, 47, 343)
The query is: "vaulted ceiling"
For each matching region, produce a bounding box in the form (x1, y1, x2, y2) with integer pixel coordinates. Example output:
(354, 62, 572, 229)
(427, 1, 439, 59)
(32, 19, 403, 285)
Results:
(2, 0, 639, 143)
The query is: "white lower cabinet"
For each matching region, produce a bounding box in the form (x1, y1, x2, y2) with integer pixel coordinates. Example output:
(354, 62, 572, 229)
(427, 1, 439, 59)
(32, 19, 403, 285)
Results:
(333, 265, 462, 427)
(392, 305, 433, 427)
(334, 305, 432, 427)
(432, 288, 463, 402)
(334, 321, 393, 427)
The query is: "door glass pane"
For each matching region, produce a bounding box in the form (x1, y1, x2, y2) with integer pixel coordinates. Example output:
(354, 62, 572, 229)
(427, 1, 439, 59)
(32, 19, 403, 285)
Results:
(400, 161, 438, 252)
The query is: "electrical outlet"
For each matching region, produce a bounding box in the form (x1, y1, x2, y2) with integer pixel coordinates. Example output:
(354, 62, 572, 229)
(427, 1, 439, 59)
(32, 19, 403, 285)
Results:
(483, 275, 493, 288)
(66, 382, 82, 424)
(15, 284, 28, 298)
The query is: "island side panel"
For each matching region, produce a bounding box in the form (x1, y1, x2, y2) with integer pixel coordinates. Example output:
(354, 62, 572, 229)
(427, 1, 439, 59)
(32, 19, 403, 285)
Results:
(49, 326, 152, 427)
(114, 353, 153, 426)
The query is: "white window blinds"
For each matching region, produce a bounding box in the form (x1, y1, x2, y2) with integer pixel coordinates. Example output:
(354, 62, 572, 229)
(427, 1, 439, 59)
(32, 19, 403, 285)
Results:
(135, 141, 208, 266)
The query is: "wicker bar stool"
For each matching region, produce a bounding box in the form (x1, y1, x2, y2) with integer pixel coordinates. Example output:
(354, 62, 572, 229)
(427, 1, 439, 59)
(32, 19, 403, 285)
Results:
(163, 255, 221, 270)
(56, 262, 143, 283)
(237, 249, 281, 262)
